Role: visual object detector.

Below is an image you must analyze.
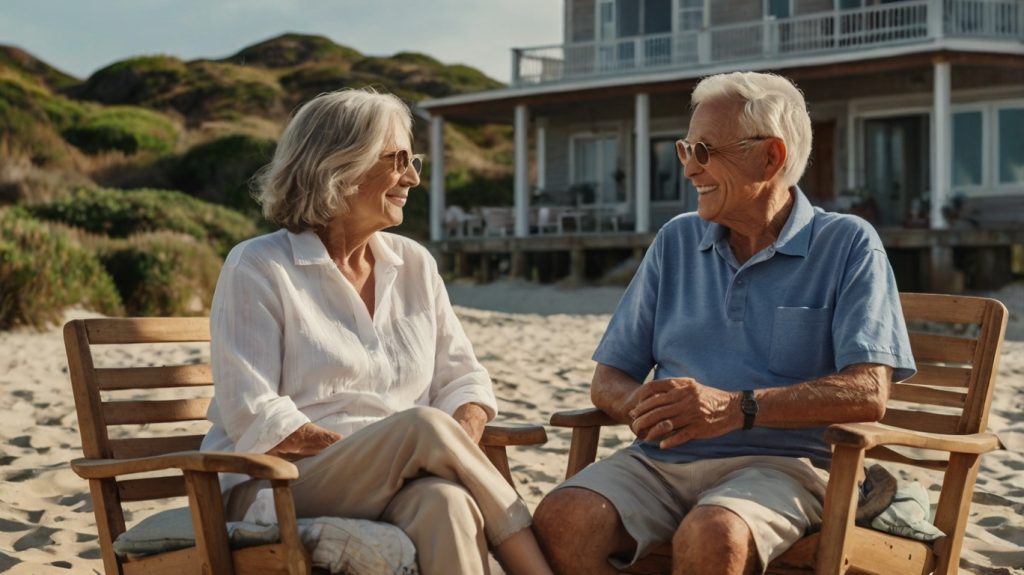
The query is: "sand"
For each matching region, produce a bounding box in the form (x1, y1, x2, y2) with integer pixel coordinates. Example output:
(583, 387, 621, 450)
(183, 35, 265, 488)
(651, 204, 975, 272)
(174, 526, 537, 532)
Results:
(0, 281, 1021, 574)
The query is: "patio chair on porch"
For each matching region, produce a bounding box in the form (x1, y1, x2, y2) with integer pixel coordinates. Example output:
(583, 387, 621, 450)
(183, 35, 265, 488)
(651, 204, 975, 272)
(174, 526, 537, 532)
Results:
(549, 293, 1007, 575)
(65, 316, 547, 575)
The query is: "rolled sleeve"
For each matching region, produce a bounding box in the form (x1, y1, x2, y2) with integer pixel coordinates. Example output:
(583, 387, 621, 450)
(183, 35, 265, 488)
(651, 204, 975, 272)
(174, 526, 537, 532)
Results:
(210, 250, 310, 455)
(428, 270, 498, 419)
(832, 243, 916, 382)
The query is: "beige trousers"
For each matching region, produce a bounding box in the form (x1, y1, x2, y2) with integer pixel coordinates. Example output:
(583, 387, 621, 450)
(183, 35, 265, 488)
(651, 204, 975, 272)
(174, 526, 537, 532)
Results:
(226, 406, 532, 575)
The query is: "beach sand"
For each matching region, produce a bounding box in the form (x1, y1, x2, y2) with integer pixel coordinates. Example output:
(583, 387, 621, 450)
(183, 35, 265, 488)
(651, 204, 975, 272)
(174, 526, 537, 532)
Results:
(0, 281, 1021, 574)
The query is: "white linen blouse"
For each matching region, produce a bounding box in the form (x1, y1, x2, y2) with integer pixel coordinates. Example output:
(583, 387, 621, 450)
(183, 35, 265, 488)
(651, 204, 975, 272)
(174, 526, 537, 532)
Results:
(201, 229, 497, 491)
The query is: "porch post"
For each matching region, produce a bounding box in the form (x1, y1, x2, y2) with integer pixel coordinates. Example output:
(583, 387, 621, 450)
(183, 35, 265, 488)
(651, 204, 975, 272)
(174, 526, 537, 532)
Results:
(429, 114, 445, 242)
(635, 92, 651, 233)
(514, 104, 530, 238)
(932, 60, 950, 230)
(536, 120, 547, 193)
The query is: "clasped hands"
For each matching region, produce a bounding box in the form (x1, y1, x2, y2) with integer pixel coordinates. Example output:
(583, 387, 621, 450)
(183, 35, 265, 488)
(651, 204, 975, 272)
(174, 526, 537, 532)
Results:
(627, 377, 742, 449)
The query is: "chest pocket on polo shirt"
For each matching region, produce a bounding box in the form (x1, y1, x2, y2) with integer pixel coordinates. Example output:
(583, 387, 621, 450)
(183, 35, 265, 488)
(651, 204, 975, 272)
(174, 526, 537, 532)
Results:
(768, 307, 836, 381)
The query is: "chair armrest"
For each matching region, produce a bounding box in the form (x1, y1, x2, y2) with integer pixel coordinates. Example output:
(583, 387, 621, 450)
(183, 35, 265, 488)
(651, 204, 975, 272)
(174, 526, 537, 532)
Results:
(550, 407, 619, 428)
(70, 450, 299, 481)
(481, 422, 547, 446)
(825, 422, 1000, 455)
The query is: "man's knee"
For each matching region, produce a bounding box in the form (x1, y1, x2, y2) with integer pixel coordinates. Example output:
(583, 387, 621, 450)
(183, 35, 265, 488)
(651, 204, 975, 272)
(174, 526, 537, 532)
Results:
(393, 406, 460, 439)
(674, 506, 757, 573)
(535, 488, 628, 566)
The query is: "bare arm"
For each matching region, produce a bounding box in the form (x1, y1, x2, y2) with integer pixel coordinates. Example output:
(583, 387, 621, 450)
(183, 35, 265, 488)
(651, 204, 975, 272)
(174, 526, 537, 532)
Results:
(591, 363, 646, 428)
(631, 363, 892, 449)
(267, 422, 342, 461)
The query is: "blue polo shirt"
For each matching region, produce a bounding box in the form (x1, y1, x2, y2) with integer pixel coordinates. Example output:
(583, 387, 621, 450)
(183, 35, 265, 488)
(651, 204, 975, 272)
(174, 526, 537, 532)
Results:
(593, 189, 916, 468)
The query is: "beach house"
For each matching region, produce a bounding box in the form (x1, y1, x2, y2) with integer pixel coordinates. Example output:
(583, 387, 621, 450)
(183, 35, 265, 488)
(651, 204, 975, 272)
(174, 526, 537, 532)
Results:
(419, 0, 1024, 289)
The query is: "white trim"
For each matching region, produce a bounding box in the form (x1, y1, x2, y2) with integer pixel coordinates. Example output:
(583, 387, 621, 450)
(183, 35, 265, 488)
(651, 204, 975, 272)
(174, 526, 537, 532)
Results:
(514, 105, 530, 237)
(635, 92, 651, 233)
(420, 39, 1022, 111)
(429, 115, 445, 242)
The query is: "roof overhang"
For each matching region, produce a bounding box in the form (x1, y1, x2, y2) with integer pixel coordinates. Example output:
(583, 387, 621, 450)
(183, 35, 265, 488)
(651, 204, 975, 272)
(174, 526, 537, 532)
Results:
(418, 39, 1024, 122)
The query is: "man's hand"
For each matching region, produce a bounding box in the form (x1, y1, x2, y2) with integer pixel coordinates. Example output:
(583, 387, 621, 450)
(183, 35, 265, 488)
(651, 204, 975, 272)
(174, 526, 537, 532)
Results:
(453, 402, 489, 443)
(267, 422, 342, 461)
(628, 378, 742, 449)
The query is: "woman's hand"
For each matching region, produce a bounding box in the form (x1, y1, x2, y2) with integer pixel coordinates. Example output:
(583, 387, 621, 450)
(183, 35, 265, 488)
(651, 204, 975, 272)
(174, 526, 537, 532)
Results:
(453, 402, 489, 443)
(267, 422, 343, 461)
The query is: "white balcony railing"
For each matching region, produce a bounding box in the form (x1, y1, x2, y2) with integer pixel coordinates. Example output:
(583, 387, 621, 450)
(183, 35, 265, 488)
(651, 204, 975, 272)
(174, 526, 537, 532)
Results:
(512, 0, 1023, 86)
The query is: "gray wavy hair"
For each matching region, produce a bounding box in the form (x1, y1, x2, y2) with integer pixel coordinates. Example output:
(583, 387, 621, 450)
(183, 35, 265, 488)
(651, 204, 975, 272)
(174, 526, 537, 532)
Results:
(691, 72, 812, 188)
(253, 88, 412, 232)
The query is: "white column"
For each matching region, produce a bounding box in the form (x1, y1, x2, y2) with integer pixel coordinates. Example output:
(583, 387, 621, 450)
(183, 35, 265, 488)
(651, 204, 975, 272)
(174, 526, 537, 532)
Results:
(536, 121, 547, 193)
(429, 114, 445, 241)
(931, 60, 951, 230)
(635, 93, 651, 233)
(514, 104, 530, 237)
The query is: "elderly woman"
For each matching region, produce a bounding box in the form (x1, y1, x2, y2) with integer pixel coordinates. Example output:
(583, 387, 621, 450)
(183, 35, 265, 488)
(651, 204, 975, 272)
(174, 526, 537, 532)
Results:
(201, 88, 553, 575)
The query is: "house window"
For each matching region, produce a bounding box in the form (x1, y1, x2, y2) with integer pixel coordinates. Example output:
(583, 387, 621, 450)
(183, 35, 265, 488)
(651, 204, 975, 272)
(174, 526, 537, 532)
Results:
(998, 107, 1024, 185)
(952, 111, 983, 188)
(766, 0, 791, 18)
(679, 0, 703, 31)
(573, 135, 623, 205)
(614, 0, 671, 37)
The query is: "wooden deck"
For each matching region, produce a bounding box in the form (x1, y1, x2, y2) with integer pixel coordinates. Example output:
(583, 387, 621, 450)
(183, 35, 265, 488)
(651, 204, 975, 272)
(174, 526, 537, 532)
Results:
(434, 226, 1024, 291)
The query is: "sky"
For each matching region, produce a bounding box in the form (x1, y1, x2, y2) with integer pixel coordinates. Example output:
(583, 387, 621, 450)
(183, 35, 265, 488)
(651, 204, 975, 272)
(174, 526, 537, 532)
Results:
(0, 0, 564, 84)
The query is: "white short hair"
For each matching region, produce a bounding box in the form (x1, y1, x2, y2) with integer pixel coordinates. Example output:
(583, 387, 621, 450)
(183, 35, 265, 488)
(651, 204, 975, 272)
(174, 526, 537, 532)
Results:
(691, 72, 812, 188)
(254, 88, 412, 232)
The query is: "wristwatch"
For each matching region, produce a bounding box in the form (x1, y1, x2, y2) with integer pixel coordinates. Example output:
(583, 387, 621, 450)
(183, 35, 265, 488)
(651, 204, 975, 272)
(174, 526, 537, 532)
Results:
(741, 390, 758, 430)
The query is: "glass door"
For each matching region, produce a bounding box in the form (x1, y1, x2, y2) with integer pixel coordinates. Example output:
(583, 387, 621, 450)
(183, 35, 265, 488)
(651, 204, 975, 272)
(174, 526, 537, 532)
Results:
(863, 114, 930, 226)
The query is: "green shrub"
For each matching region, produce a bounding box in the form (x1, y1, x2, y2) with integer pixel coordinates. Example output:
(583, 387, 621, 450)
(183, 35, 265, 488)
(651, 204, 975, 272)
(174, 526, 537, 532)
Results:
(62, 106, 179, 155)
(171, 134, 274, 214)
(28, 187, 258, 256)
(0, 207, 122, 329)
(96, 231, 222, 316)
(74, 55, 189, 104)
(0, 75, 84, 166)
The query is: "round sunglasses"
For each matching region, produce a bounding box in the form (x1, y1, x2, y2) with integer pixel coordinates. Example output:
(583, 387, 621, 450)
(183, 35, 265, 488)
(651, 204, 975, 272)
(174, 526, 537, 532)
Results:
(380, 149, 424, 175)
(675, 136, 772, 166)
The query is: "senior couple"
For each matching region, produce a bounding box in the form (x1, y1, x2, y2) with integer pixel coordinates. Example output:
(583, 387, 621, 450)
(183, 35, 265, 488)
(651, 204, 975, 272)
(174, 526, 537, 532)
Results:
(201, 71, 915, 575)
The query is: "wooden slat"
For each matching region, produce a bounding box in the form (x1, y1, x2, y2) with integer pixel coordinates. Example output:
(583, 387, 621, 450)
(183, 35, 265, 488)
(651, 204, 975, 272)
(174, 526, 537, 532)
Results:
(880, 408, 961, 434)
(124, 544, 307, 575)
(900, 292, 986, 325)
(904, 363, 972, 387)
(890, 383, 967, 408)
(123, 546, 197, 575)
(95, 365, 212, 390)
(865, 446, 949, 471)
(85, 317, 209, 344)
(103, 398, 211, 426)
(109, 435, 206, 459)
(118, 476, 186, 501)
(908, 332, 976, 364)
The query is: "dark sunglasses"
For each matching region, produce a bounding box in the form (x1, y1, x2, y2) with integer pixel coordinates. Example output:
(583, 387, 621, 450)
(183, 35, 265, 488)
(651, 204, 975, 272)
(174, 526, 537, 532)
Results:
(380, 149, 424, 175)
(675, 136, 772, 166)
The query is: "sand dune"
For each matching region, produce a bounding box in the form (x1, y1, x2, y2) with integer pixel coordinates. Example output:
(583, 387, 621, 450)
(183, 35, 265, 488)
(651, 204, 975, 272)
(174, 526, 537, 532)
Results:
(0, 283, 1021, 574)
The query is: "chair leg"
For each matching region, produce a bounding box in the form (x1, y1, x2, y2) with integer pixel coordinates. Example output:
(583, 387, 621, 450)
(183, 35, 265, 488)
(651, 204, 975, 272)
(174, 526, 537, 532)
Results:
(931, 453, 981, 575)
(272, 481, 311, 575)
(815, 445, 865, 575)
(183, 471, 235, 575)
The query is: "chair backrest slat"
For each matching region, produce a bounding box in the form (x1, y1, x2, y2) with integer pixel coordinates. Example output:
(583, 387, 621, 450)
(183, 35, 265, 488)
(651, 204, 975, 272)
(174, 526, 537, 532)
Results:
(907, 332, 977, 364)
(109, 435, 206, 459)
(95, 365, 213, 390)
(888, 384, 966, 408)
(102, 398, 212, 426)
(84, 317, 210, 344)
(880, 408, 961, 434)
(118, 476, 188, 502)
(902, 364, 971, 388)
(899, 293, 986, 324)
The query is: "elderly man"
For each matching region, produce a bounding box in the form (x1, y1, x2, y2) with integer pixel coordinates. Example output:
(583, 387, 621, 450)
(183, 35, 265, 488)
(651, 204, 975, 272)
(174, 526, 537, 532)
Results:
(533, 72, 916, 575)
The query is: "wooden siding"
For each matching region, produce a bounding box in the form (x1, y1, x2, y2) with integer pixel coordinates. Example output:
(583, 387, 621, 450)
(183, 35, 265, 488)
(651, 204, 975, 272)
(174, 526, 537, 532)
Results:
(796, 0, 833, 16)
(711, 0, 761, 25)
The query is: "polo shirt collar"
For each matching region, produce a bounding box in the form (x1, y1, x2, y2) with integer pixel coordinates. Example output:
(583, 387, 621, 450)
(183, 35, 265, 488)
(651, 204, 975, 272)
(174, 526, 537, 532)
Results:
(287, 230, 404, 267)
(697, 187, 814, 258)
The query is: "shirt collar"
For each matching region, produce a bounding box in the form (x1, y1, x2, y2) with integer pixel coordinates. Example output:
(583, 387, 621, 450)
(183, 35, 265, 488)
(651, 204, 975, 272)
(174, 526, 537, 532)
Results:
(697, 187, 814, 258)
(287, 230, 405, 267)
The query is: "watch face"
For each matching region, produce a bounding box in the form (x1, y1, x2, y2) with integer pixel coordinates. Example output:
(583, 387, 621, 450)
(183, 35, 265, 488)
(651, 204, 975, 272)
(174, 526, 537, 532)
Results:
(741, 396, 758, 415)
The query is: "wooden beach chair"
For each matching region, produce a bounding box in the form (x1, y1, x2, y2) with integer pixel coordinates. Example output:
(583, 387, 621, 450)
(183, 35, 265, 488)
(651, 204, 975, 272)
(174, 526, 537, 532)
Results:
(550, 292, 1008, 575)
(64, 316, 547, 575)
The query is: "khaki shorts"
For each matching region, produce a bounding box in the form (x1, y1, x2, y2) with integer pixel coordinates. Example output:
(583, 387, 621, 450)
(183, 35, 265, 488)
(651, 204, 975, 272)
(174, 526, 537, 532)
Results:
(557, 449, 829, 571)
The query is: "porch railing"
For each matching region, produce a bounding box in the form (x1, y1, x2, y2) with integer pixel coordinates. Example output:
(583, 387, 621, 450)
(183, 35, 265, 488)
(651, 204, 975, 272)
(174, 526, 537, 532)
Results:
(512, 0, 1022, 86)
